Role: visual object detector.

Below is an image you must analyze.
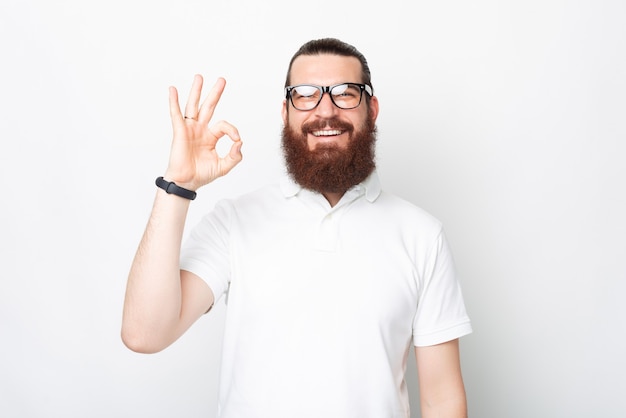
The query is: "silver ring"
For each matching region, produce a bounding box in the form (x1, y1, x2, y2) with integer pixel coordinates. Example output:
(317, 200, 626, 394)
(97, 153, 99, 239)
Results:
(184, 115, 197, 120)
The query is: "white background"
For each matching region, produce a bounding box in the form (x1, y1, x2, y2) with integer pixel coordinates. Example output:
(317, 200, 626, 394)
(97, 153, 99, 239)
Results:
(1, 0, 624, 417)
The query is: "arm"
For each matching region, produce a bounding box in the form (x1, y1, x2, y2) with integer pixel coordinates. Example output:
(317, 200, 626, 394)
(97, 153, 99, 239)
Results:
(415, 339, 468, 418)
(121, 75, 243, 354)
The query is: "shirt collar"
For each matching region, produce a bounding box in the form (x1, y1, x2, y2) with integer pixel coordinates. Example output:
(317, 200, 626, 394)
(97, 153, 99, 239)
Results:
(280, 170, 382, 203)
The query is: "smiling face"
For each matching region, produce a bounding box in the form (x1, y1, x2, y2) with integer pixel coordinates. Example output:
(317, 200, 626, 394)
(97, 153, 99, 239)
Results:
(281, 53, 380, 195)
(282, 54, 379, 151)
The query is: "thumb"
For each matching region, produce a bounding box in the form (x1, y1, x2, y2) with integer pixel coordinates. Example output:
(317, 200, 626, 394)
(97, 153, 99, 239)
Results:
(220, 141, 243, 175)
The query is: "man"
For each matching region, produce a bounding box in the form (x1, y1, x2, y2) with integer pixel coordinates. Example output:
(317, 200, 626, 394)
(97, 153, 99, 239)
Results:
(122, 38, 472, 418)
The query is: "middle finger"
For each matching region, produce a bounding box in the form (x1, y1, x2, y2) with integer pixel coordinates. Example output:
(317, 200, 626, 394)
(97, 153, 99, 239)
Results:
(183, 74, 204, 119)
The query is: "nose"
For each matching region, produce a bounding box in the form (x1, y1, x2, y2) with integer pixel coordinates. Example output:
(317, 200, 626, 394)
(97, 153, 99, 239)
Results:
(314, 92, 339, 117)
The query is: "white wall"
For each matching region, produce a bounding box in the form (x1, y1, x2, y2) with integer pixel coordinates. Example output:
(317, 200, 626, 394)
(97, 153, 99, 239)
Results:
(1, 0, 624, 417)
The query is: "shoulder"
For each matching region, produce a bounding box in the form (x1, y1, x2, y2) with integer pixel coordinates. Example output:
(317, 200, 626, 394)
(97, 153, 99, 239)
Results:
(228, 180, 283, 208)
(360, 171, 443, 233)
(373, 191, 443, 232)
(209, 180, 284, 219)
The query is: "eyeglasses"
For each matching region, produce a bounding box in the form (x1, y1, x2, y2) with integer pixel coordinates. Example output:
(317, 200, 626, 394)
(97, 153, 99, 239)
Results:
(285, 83, 373, 111)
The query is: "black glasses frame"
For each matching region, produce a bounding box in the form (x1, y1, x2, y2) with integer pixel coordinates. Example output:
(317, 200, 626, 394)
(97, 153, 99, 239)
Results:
(285, 83, 374, 111)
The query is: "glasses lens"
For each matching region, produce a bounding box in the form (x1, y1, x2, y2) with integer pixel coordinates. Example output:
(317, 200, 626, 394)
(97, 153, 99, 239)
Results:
(330, 84, 363, 109)
(290, 85, 321, 110)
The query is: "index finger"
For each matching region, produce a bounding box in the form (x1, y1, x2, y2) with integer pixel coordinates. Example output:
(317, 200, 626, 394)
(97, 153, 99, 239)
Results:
(197, 77, 227, 125)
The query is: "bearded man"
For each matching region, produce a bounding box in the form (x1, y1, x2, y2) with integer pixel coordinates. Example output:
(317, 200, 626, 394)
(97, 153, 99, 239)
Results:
(122, 38, 472, 418)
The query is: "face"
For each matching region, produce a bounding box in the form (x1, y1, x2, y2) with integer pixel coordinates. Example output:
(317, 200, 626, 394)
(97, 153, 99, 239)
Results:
(281, 54, 380, 194)
(282, 54, 379, 151)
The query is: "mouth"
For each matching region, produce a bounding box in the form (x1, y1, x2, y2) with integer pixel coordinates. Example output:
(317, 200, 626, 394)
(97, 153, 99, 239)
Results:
(311, 129, 344, 137)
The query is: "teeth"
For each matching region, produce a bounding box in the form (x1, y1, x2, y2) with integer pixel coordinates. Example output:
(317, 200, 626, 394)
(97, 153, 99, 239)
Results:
(312, 130, 342, 137)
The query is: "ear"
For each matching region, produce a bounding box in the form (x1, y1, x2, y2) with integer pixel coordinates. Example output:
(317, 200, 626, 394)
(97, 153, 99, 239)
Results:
(368, 96, 380, 122)
(281, 99, 288, 125)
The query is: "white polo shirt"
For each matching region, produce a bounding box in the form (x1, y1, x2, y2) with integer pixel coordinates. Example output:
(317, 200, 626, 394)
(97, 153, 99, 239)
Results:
(181, 171, 472, 418)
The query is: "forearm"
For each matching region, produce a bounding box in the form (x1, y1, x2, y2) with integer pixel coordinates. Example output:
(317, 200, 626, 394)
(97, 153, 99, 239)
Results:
(420, 392, 467, 418)
(416, 340, 468, 418)
(122, 189, 191, 352)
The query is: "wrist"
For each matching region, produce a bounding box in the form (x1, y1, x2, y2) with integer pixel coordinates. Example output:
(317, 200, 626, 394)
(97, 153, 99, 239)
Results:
(155, 177, 197, 200)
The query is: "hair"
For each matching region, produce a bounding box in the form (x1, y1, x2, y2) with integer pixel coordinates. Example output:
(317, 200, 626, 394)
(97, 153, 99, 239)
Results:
(284, 38, 373, 94)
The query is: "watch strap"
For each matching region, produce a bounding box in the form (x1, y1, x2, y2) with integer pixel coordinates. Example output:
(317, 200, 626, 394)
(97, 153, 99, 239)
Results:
(155, 176, 197, 200)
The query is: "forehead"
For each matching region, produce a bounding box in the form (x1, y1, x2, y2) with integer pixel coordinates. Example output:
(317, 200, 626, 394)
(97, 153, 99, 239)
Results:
(290, 54, 362, 86)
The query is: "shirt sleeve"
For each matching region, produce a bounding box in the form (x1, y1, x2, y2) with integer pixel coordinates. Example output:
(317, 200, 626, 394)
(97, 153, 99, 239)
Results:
(180, 200, 233, 303)
(412, 229, 472, 346)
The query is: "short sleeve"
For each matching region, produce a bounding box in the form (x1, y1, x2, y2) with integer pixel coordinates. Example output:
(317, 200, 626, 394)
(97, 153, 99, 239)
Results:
(180, 200, 233, 303)
(412, 229, 472, 346)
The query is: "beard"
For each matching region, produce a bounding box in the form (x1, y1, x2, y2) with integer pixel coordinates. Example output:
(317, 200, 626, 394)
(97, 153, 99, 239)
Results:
(281, 113, 377, 194)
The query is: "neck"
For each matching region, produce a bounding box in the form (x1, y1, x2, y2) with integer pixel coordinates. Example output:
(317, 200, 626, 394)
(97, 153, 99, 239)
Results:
(323, 191, 344, 207)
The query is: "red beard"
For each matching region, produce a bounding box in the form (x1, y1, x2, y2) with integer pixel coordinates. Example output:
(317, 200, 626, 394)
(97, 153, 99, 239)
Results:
(281, 115, 377, 194)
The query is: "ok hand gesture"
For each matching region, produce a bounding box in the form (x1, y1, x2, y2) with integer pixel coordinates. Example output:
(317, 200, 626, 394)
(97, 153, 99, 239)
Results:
(164, 75, 243, 191)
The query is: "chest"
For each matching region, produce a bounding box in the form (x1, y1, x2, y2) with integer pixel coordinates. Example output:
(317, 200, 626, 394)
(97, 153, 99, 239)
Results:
(226, 205, 422, 337)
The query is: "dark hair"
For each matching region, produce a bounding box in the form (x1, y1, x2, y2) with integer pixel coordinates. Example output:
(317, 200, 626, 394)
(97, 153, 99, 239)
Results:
(284, 38, 373, 94)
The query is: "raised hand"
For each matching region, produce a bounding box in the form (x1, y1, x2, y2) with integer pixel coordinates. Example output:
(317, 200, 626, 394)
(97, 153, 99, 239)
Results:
(164, 74, 243, 191)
